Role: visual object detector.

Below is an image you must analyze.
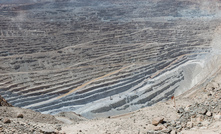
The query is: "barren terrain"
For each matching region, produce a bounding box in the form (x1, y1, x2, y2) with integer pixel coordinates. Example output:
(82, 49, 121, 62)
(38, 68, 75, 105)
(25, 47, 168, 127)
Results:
(0, 67, 221, 134)
(0, 0, 221, 133)
(60, 73, 221, 134)
(1, 0, 221, 119)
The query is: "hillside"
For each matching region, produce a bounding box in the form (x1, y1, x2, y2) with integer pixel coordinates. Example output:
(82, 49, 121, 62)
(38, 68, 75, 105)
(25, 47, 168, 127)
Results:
(0, 70, 221, 133)
(60, 72, 221, 134)
(0, 0, 221, 133)
(0, 0, 221, 119)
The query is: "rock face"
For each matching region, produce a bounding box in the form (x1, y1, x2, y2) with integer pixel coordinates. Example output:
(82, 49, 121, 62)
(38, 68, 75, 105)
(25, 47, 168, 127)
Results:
(0, 0, 221, 119)
(0, 95, 12, 107)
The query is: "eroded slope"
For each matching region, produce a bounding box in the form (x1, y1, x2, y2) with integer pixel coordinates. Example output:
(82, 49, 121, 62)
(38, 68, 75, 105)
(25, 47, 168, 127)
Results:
(0, 0, 221, 118)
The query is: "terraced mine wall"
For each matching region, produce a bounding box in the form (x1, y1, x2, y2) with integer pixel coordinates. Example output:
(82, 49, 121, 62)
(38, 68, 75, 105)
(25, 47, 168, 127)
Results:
(1, 0, 221, 118)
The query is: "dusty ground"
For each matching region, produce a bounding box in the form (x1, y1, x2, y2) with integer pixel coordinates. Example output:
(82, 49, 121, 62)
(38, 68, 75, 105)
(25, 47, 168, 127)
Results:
(59, 71, 221, 134)
(0, 71, 221, 134)
(1, 70, 221, 134)
(0, 1, 221, 134)
(0, 106, 63, 134)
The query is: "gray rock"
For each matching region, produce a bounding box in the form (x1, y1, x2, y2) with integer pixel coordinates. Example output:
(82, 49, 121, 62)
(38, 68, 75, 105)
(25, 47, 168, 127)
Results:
(152, 117, 164, 126)
(170, 130, 177, 134)
(206, 111, 212, 117)
(162, 123, 168, 128)
(171, 121, 176, 127)
(17, 113, 24, 118)
(146, 131, 155, 134)
(190, 110, 197, 116)
(175, 125, 182, 130)
(56, 125, 62, 131)
(40, 128, 55, 134)
(197, 123, 203, 127)
(198, 108, 207, 115)
(3, 118, 11, 124)
(186, 122, 193, 128)
(177, 108, 185, 114)
(161, 129, 171, 133)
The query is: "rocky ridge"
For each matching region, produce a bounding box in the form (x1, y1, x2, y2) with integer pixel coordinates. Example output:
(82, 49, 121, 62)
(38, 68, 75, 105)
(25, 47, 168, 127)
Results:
(0, 95, 12, 107)
(0, 100, 64, 134)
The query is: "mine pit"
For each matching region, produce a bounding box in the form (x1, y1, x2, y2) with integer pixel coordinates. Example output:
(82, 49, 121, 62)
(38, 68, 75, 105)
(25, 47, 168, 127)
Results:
(0, 0, 221, 119)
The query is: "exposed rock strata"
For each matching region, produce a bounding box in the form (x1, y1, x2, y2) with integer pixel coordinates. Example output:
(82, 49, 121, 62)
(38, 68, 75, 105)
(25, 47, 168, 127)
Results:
(0, 0, 221, 118)
(60, 74, 221, 134)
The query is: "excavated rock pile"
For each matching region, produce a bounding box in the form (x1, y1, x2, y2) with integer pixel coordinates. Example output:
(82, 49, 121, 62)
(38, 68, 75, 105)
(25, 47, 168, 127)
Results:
(147, 81, 221, 134)
(0, 95, 64, 134)
(0, 108, 63, 134)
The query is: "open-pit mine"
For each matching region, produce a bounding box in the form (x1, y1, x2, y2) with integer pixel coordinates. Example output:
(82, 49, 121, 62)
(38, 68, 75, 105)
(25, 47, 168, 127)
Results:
(1, 0, 221, 119)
